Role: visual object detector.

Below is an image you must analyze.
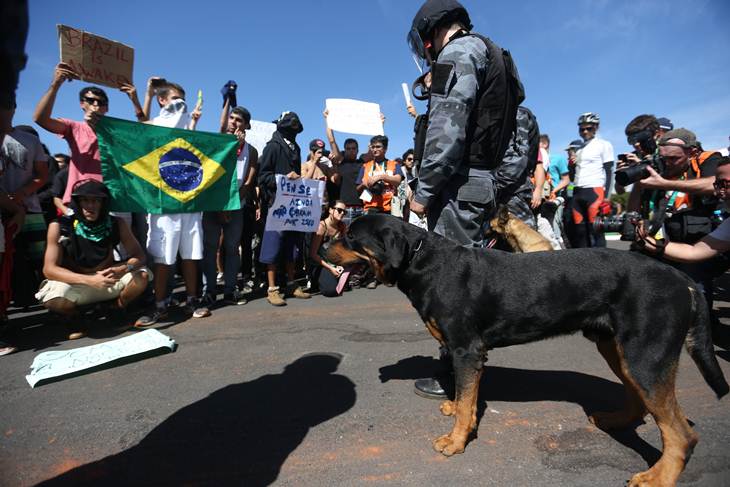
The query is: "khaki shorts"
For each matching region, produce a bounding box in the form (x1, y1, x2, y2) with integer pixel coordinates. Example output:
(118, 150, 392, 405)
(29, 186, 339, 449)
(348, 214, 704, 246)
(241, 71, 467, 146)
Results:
(35, 268, 153, 306)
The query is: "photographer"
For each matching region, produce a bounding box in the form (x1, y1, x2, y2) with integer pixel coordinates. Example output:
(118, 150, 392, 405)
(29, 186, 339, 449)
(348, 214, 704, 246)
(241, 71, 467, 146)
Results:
(355, 135, 403, 215)
(622, 128, 724, 312)
(637, 156, 729, 259)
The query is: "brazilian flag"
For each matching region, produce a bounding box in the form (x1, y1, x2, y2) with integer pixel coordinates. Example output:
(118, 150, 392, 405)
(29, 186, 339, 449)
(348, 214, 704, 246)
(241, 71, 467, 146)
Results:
(96, 117, 240, 213)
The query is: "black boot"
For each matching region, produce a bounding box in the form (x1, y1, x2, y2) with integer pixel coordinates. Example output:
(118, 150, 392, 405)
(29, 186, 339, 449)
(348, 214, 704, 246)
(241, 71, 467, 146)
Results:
(414, 346, 454, 399)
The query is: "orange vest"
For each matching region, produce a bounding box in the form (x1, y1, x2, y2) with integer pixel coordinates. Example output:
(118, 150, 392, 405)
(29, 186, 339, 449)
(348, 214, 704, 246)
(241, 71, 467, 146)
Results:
(362, 159, 399, 212)
(672, 151, 715, 211)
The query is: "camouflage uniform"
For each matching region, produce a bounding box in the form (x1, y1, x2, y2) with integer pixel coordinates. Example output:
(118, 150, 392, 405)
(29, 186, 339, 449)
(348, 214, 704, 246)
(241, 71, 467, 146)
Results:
(414, 35, 533, 247)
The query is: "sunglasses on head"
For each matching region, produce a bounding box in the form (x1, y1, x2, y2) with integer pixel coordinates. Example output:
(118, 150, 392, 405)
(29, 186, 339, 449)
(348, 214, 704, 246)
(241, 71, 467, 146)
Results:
(83, 96, 108, 107)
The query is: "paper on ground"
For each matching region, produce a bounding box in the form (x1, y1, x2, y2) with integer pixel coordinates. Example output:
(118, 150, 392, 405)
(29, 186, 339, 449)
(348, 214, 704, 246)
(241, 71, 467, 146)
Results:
(26, 329, 176, 388)
(325, 98, 384, 136)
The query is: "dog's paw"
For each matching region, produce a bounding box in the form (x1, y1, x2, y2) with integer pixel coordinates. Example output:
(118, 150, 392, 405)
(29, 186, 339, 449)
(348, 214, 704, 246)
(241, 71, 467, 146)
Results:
(433, 434, 465, 456)
(439, 400, 456, 416)
(589, 410, 645, 430)
(627, 466, 672, 487)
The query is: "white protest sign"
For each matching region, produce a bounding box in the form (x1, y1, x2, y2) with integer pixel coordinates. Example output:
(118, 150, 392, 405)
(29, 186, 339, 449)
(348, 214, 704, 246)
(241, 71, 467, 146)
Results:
(401, 83, 412, 106)
(26, 329, 176, 388)
(265, 175, 325, 233)
(325, 98, 384, 136)
(246, 120, 277, 154)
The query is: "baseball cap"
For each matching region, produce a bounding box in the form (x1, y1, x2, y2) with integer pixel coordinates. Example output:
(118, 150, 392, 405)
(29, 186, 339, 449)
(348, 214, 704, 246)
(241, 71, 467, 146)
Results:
(231, 106, 252, 129)
(309, 139, 326, 152)
(656, 117, 674, 131)
(658, 128, 697, 148)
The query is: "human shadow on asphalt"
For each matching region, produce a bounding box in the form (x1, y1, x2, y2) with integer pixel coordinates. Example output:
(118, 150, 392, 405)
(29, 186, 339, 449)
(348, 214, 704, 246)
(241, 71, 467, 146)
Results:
(379, 356, 661, 466)
(36, 352, 356, 487)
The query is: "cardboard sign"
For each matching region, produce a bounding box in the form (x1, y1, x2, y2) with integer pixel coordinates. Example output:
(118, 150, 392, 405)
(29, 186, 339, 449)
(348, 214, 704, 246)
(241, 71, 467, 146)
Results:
(325, 98, 384, 136)
(265, 175, 325, 233)
(58, 24, 134, 88)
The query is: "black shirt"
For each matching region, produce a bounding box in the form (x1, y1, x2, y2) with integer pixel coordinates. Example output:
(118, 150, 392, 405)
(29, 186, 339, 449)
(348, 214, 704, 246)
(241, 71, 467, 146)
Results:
(338, 158, 364, 206)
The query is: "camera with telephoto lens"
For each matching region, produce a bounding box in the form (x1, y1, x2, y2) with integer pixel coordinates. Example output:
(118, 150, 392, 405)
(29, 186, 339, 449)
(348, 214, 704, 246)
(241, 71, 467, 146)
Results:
(615, 154, 666, 187)
(593, 211, 642, 241)
(370, 179, 386, 196)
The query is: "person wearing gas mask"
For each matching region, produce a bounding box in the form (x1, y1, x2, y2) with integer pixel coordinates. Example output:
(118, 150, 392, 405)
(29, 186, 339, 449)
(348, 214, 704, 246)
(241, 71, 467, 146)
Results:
(406, 0, 527, 398)
(36, 180, 150, 339)
(257, 111, 312, 306)
(135, 80, 209, 327)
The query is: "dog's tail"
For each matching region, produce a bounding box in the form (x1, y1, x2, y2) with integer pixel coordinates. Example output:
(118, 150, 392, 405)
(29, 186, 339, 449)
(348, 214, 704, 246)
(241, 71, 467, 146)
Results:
(685, 286, 729, 399)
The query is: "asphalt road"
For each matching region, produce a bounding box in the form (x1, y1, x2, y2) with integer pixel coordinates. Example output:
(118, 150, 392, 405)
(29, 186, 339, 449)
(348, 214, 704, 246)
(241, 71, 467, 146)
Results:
(2, 242, 730, 486)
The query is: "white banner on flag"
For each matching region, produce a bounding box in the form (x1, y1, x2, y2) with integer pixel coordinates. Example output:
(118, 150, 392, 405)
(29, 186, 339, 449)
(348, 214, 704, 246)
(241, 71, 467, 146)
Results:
(325, 98, 384, 136)
(246, 120, 277, 154)
(265, 175, 325, 233)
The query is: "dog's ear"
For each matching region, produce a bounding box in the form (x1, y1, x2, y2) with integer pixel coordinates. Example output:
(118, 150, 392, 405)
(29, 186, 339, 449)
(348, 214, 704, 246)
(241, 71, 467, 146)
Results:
(379, 226, 407, 271)
(497, 206, 510, 226)
(375, 225, 409, 284)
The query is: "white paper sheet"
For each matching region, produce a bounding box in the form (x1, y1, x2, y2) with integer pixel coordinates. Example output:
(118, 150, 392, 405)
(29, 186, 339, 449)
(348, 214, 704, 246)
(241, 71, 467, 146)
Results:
(325, 98, 384, 136)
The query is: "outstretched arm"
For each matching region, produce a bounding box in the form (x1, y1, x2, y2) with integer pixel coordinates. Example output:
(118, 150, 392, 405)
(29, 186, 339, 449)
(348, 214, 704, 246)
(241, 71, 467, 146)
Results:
(33, 63, 77, 134)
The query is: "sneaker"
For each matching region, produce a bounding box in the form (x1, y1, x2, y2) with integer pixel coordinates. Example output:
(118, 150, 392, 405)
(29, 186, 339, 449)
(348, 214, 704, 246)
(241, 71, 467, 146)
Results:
(192, 299, 211, 318)
(366, 280, 378, 289)
(240, 279, 254, 294)
(223, 291, 247, 306)
(0, 341, 17, 356)
(290, 285, 311, 299)
(134, 308, 168, 328)
(267, 287, 287, 306)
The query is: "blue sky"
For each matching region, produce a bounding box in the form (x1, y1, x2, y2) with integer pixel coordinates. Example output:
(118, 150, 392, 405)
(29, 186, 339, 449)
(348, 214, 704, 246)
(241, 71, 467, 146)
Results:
(14, 0, 730, 161)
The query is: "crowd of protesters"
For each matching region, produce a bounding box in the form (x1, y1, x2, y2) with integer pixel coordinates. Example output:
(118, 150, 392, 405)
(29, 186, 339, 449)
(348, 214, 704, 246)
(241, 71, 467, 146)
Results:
(0, 58, 729, 355)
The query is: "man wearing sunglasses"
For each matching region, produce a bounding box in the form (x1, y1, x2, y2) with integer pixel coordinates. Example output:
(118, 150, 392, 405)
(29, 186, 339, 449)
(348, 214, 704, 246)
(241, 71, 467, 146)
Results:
(33, 63, 144, 209)
(570, 112, 614, 248)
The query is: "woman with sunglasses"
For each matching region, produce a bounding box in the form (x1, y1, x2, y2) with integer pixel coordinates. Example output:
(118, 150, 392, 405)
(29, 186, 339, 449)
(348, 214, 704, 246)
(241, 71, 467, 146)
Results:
(308, 201, 348, 297)
(638, 158, 730, 262)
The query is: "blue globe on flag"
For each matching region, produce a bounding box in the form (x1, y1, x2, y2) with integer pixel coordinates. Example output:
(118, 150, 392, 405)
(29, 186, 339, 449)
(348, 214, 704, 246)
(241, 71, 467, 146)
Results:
(158, 148, 203, 191)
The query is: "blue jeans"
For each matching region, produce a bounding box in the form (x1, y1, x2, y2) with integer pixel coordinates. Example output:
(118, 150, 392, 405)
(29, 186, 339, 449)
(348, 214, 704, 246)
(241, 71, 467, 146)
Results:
(202, 211, 244, 295)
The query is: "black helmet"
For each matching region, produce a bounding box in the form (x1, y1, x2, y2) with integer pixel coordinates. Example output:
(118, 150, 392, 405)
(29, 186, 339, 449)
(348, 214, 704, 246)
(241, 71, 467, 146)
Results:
(407, 0, 472, 61)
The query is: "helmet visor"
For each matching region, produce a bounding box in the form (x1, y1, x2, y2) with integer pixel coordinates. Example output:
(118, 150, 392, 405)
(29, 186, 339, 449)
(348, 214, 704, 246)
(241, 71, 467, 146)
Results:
(407, 28, 427, 61)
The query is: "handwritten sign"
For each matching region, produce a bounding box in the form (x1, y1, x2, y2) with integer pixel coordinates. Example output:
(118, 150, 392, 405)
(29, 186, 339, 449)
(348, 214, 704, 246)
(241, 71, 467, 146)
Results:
(58, 24, 134, 88)
(325, 98, 384, 136)
(246, 120, 277, 155)
(26, 330, 176, 388)
(265, 175, 325, 232)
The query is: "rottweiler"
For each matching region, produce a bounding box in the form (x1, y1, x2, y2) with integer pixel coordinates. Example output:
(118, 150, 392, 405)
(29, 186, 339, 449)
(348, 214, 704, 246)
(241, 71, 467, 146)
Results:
(327, 214, 728, 487)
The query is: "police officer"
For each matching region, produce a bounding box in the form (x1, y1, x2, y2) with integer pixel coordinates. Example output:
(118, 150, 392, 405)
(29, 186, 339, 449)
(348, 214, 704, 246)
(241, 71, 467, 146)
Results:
(407, 0, 528, 247)
(407, 0, 531, 398)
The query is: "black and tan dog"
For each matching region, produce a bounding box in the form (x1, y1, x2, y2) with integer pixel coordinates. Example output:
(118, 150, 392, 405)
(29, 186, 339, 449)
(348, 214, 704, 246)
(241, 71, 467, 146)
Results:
(327, 214, 727, 487)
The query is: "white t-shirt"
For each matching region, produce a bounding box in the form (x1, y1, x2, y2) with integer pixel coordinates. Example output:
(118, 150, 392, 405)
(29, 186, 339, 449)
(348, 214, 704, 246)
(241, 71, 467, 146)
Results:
(709, 219, 730, 242)
(574, 136, 614, 188)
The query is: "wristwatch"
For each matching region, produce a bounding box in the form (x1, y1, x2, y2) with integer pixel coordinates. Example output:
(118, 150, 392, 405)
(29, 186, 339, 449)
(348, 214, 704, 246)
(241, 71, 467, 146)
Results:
(126, 263, 135, 273)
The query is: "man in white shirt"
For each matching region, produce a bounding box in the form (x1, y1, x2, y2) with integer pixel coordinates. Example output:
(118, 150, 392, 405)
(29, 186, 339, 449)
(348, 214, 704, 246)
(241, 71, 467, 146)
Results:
(135, 81, 208, 326)
(570, 112, 614, 247)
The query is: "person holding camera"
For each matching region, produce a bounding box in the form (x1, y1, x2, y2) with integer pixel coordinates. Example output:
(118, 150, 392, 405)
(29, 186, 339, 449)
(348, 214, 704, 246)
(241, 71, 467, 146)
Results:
(624, 128, 725, 314)
(355, 135, 403, 215)
(637, 157, 730, 262)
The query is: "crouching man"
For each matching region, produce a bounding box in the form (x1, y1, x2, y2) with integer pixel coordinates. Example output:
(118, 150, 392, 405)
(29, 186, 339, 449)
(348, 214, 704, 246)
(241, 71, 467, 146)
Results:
(36, 180, 151, 338)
